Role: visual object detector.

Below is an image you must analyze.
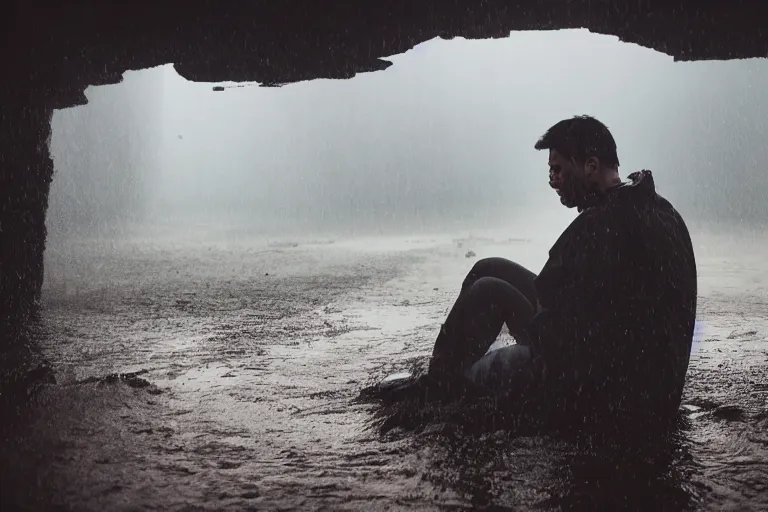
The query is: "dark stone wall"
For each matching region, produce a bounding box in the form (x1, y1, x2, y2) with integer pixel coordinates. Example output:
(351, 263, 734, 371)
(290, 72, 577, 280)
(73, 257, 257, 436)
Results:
(1, 0, 767, 346)
(0, 107, 53, 347)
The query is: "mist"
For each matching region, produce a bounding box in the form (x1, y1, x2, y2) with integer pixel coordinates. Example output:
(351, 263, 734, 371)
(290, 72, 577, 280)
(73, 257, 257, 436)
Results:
(47, 69, 163, 237)
(47, 29, 768, 240)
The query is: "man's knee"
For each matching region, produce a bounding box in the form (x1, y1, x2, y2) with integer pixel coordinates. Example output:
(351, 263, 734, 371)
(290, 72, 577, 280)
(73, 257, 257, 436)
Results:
(466, 276, 515, 303)
(465, 257, 537, 303)
(466, 276, 535, 325)
(470, 257, 514, 275)
(464, 257, 514, 287)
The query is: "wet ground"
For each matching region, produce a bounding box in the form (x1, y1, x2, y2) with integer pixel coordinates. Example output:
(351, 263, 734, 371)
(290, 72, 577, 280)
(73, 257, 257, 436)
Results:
(1, 224, 766, 511)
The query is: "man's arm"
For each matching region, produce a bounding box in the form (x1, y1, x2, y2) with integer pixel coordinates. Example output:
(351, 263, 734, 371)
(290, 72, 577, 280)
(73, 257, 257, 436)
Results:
(527, 210, 640, 383)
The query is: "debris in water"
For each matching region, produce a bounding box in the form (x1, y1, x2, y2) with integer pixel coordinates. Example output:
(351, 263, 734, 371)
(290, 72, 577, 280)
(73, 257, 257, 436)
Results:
(74, 369, 157, 391)
(712, 405, 745, 421)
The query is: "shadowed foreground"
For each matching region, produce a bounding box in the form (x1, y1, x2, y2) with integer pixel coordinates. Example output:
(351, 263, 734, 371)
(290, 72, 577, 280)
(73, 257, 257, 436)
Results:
(1, 226, 766, 510)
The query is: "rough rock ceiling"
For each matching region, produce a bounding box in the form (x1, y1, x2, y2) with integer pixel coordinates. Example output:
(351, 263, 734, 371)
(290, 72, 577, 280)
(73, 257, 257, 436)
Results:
(5, 1, 768, 111)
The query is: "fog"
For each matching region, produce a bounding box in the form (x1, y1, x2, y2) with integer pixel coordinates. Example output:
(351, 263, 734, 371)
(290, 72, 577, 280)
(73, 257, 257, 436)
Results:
(47, 29, 768, 239)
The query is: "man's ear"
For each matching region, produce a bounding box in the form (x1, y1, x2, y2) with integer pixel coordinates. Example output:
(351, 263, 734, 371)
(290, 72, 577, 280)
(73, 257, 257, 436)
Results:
(584, 156, 600, 178)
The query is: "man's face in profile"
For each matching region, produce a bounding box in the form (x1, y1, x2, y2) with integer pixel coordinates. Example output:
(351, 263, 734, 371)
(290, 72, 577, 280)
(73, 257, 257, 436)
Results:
(548, 149, 586, 209)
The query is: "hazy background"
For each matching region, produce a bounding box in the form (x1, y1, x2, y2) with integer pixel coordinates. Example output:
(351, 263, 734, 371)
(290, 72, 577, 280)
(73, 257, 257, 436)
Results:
(46, 29, 768, 239)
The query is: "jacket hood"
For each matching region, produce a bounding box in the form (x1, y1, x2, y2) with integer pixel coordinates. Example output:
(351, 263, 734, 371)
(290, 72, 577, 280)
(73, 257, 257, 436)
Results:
(621, 169, 657, 200)
(580, 169, 657, 211)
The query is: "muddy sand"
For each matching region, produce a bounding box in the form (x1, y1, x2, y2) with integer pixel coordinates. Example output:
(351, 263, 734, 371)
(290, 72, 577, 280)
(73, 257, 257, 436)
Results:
(1, 225, 766, 510)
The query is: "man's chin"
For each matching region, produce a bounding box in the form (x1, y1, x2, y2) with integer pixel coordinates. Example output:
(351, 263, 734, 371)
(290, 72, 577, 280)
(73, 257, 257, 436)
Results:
(559, 196, 577, 208)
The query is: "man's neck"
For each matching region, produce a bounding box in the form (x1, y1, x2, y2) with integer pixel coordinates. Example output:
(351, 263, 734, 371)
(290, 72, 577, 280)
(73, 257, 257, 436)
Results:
(578, 171, 622, 212)
(597, 170, 622, 193)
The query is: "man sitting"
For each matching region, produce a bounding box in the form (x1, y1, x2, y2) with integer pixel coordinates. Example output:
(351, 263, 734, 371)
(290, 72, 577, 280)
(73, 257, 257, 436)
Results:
(387, 115, 698, 425)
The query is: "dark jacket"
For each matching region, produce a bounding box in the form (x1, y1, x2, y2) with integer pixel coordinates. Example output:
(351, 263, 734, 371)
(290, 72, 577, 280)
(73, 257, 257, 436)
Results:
(527, 170, 697, 420)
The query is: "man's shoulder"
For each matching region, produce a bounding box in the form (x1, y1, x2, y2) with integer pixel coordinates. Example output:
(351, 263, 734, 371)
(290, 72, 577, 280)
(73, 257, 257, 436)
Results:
(645, 193, 692, 235)
(580, 192, 689, 254)
(605, 188, 688, 228)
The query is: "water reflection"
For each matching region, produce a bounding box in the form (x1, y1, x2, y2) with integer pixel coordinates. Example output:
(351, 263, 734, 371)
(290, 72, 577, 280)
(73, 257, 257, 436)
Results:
(545, 424, 701, 511)
(371, 391, 704, 510)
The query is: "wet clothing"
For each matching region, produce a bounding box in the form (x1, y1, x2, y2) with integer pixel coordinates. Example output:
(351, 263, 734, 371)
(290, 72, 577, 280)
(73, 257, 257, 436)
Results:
(465, 343, 533, 390)
(429, 257, 538, 381)
(430, 170, 698, 421)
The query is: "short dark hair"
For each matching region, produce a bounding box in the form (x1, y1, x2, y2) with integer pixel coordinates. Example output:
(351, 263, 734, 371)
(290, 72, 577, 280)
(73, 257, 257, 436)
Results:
(534, 115, 620, 168)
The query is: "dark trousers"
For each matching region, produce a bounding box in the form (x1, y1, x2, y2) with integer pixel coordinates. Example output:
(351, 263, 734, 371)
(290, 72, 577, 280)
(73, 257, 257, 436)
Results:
(428, 257, 538, 381)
